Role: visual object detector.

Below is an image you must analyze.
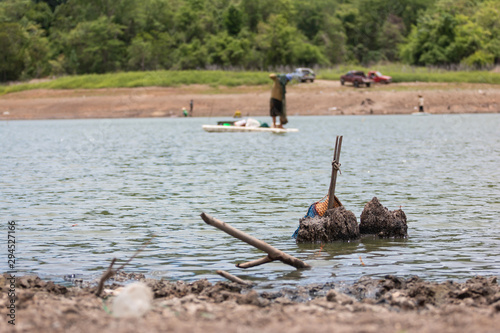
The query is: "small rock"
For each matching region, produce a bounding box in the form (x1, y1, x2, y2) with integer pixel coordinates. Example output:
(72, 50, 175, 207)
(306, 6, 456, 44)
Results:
(18, 275, 37, 288)
(237, 290, 269, 307)
(492, 300, 500, 312)
(326, 290, 354, 305)
(383, 275, 405, 291)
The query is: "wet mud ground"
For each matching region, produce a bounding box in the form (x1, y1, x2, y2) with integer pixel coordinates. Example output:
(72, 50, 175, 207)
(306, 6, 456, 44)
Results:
(1, 273, 499, 332)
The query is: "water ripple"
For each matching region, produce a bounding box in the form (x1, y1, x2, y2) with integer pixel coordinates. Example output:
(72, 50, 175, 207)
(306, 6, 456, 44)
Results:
(1, 114, 499, 288)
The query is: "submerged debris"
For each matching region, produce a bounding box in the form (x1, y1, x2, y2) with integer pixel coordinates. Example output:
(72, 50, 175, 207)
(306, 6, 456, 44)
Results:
(295, 197, 407, 243)
(296, 206, 360, 243)
(359, 197, 407, 238)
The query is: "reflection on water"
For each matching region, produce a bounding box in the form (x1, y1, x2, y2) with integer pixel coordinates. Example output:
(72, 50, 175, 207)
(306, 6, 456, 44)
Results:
(1, 114, 499, 289)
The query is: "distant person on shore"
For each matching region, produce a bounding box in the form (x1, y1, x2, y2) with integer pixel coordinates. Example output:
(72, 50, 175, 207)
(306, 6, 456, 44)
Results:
(418, 94, 424, 112)
(269, 73, 292, 128)
(189, 99, 193, 116)
(182, 107, 188, 117)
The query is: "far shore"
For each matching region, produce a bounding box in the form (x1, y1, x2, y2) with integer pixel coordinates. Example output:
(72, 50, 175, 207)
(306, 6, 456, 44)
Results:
(1, 80, 499, 121)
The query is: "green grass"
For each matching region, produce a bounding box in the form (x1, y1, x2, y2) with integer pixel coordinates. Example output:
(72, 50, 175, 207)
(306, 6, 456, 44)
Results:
(0, 70, 271, 95)
(1, 66, 499, 95)
(318, 64, 500, 84)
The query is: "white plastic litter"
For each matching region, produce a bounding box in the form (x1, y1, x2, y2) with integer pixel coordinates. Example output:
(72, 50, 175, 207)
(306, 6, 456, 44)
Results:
(112, 282, 153, 318)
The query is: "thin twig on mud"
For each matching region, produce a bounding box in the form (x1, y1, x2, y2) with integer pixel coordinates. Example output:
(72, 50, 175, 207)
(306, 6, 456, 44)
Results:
(95, 236, 155, 297)
(216, 270, 254, 286)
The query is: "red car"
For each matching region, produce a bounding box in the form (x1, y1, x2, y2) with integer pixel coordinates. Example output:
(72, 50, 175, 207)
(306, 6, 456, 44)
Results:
(368, 71, 392, 84)
(340, 71, 373, 88)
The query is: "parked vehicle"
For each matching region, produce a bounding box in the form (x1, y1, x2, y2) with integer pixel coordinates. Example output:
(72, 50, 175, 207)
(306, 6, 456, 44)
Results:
(368, 71, 392, 84)
(340, 71, 373, 88)
(290, 68, 315, 83)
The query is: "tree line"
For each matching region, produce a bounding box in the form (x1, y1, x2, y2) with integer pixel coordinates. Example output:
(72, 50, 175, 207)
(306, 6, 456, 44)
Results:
(1, 0, 499, 82)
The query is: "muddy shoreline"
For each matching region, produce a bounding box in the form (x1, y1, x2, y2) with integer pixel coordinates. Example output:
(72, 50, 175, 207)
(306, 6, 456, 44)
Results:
(1, 273, 499, 332)
(1, 80, 499, 120)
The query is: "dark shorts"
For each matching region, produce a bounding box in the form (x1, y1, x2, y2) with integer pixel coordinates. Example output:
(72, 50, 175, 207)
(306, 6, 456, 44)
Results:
(270, 98, 283, 117)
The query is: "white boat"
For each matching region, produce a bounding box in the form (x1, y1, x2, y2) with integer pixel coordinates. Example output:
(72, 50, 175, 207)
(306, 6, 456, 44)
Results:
(202, 125, 299, 133)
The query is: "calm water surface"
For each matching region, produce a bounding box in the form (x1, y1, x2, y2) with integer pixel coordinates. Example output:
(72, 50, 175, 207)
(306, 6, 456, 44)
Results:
(1, 114, 499, 289)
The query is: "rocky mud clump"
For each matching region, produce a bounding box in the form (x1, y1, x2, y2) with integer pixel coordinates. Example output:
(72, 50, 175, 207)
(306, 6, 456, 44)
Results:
(295, 206, 359, 243)
(359, 197, 408, 238)
(296, 197, 407, 243)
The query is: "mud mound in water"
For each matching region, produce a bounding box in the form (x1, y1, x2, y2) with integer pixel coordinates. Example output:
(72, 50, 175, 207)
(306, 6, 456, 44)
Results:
(296, 206, 360, 243)
(359, 197, 407, 238)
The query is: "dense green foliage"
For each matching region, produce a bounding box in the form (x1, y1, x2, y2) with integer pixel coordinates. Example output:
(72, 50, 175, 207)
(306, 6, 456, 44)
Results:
(400, 0, 500, 67)
(1, 0, 499, 83)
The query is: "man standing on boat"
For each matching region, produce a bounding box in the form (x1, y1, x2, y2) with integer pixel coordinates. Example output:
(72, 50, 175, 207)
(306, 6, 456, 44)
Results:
(269, 73, 291, 128)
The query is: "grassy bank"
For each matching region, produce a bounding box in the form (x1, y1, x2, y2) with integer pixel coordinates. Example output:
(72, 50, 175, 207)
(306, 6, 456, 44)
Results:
(1, 66, 499, 95)
(319, 64, 500, 84)
(0, 70, 270, 95)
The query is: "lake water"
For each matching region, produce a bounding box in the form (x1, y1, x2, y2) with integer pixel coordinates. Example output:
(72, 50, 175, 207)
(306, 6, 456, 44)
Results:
(1, 114, 499, 290)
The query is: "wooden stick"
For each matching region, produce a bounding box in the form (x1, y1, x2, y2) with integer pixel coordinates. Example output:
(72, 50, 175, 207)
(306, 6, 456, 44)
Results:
(336, 136, 343, 160)
(237, 255, 273, 268)
(95, 236, 155, 297)
(216, 270, 254, 285)
(95, 258, 117, 297)
(327, 136, 343, 210)
(200, 213, 310, 269)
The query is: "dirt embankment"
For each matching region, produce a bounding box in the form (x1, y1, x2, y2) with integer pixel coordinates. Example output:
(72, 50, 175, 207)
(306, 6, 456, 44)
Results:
(1, 273, 499, 333)
(1, 80, 499, 120)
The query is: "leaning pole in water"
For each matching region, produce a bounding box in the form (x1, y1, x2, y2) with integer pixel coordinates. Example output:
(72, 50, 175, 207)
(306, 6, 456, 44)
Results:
(200, 213, 310, 269)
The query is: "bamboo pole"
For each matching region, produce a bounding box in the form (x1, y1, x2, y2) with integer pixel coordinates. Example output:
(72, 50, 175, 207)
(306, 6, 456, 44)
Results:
(327, 136, 343, 210)
(200, 213, 310, 269)
(216, 270, 254, 285)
